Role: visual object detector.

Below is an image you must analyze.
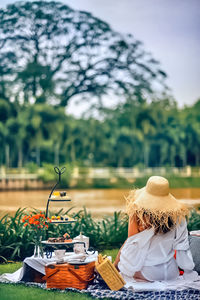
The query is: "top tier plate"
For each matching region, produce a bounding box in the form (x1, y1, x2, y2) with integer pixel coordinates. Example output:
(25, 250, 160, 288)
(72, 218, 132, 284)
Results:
(49, 195, 71, 201)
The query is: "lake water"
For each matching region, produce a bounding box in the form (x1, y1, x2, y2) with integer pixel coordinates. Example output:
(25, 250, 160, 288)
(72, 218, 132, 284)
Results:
(0, 188, 200, 218)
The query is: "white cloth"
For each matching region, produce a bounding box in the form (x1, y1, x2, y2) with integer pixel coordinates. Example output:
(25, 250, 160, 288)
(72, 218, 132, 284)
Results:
(118, 219, 199, 282)
(0, 251, 98, 282)
(123, 274, 200, 291)
(0, 268, 24, 283)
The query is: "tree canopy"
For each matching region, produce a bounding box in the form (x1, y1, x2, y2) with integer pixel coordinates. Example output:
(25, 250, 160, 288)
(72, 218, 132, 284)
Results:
(0, 1, 167, 107)
(0, 96, 200, 168)
(1, 1, 198, 171)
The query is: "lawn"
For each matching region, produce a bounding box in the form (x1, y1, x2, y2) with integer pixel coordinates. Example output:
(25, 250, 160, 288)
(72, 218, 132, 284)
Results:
(0, 249, 118, 300)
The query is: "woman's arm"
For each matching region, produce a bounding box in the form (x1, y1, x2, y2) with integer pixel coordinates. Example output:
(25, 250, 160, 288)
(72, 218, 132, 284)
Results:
(174, 220, 198, 280)
(128, 214, 139, 237)
(113, 240, 126, 270)
(114, 215, 139, 269)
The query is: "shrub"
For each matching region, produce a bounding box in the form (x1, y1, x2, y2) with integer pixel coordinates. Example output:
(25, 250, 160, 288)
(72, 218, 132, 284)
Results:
(0, 207, 199, 261)
(25, 162, 39, 173)
(0, 208, 128, 261)
(38, 163, 73, 187)
(187, 208, 200, 231)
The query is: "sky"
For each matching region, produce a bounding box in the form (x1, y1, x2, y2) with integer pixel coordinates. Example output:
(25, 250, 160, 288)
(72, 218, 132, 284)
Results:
(1, 0, 200, 109)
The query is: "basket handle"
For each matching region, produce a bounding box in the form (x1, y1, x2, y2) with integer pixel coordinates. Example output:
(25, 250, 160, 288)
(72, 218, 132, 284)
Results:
(68, 267, 95, 283)
(42, 265, 95, 283)
(42, 268, 59, 281)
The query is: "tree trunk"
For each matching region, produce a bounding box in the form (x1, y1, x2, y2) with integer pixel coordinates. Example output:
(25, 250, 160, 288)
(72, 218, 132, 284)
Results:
(18, 145, 23, 169)
(170, 145, 175, 167)
(117, 154, 123, 168)
(33, 76, 37, 98)
(144, 142, 149, 168)
(181, 146, 186, 167)
(5, 144, 10, 168)
(198, 150, 200, 167)
(70, 142, 76, 162)
(36, 145, 40, 167)
(195, 147, 200, 166)
(54, 144, 60, 166)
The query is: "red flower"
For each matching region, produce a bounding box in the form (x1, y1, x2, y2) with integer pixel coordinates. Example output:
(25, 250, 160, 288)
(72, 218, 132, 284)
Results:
(22, 212, 51, 230)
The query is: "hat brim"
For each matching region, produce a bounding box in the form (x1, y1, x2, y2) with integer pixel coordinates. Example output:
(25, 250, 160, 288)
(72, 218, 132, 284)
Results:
(134, 187, 184, 212)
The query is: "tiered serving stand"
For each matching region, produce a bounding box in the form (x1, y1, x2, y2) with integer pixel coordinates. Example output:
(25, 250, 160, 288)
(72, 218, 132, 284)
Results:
(45, 166, 73, 222)
(42, 167, 87, 258)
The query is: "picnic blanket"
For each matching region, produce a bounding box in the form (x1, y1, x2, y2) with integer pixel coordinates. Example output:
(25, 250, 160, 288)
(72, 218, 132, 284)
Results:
(0, 250, 200, 299)
(0, 275, 200, 300)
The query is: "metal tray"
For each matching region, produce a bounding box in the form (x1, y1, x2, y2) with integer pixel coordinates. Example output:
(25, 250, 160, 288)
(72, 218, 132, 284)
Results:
(50, 220, 76, 224)
(42, 240, 75, 246)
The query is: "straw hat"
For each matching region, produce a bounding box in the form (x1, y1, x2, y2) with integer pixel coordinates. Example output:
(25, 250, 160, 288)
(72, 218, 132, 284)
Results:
(126, 176, 188, 228)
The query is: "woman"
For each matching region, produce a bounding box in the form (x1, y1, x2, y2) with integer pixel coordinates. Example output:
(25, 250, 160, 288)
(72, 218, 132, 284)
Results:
(114, 176, 198, 282)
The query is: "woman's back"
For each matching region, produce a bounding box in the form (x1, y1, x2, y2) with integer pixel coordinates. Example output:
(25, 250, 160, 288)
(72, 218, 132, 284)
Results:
(143, 228, 176, 266)
(141, 225, 179, 281)
(116, 176, 197, 282)
(118, 219, 196, 281)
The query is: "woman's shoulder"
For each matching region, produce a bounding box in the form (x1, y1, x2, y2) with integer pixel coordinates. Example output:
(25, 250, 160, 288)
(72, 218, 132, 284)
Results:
(127, 227, 155, 245)
(175, 218, 187, 231)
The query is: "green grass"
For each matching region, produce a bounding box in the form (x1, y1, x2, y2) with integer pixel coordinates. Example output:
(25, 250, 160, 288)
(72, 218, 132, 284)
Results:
(0, 250, 118, 300)
(101, 249, 118, 260)
(0, 284, 93, 300)
(74, 177, 133, 189)
(72, 176, 200, 189)
(133, 176, 200, 189)
(0, 262, 22, 274)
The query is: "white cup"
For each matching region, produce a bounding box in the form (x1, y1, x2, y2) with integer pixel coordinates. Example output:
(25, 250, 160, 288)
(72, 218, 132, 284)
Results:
(54, 249, 66, 261)
(73, 243, 85, 254)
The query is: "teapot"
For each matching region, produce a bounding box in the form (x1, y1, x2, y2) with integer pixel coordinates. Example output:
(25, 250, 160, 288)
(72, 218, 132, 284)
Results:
(73, 232, 89, 254)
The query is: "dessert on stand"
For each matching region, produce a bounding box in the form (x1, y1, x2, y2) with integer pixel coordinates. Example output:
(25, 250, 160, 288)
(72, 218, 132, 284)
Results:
(12, 166, 97, 285)
(42, 166, 93, 258)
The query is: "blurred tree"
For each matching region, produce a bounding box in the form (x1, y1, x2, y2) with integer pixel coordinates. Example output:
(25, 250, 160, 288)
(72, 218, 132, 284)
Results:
(0, 98, 18, 167)
(183, 99, 200, 166)
(0, 1, 167, 108)
(0, 52, 17, 100)
(22, 104, 66, 166)
(1, 97, 199, 168)
(6, 116, 26, 168)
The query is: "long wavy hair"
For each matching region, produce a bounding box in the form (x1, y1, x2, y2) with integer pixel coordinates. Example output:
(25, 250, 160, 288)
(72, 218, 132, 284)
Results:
(126, 189, 188, 235)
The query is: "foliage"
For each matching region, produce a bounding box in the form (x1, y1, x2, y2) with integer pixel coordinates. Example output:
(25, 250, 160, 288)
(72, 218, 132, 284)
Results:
(38, 163, 73, 187)
(25, 162, 38, 173)
(0, 1, 166, 106)
(0, 208, 127, 260)
(73, 177, 133, 189)
(1, 207, 199, 261)
(46, 208, 128, 250)
(21, 212, 51, 251)
(0, 2, 199, 171)
(187, 208, 200, 231)
(22, 213, 50, 230)
(0, 209, 34, 260)
(133, 176, 200, 189)
(1, 98, 200, 169)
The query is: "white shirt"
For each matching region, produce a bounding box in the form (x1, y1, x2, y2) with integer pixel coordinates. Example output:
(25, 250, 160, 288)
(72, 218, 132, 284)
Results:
(118, 219, 198, 281)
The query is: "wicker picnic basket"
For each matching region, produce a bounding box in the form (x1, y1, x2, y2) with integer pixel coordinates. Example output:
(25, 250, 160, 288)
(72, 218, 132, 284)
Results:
(95, 254, 125, 291)
(43, 261, 95, 290)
